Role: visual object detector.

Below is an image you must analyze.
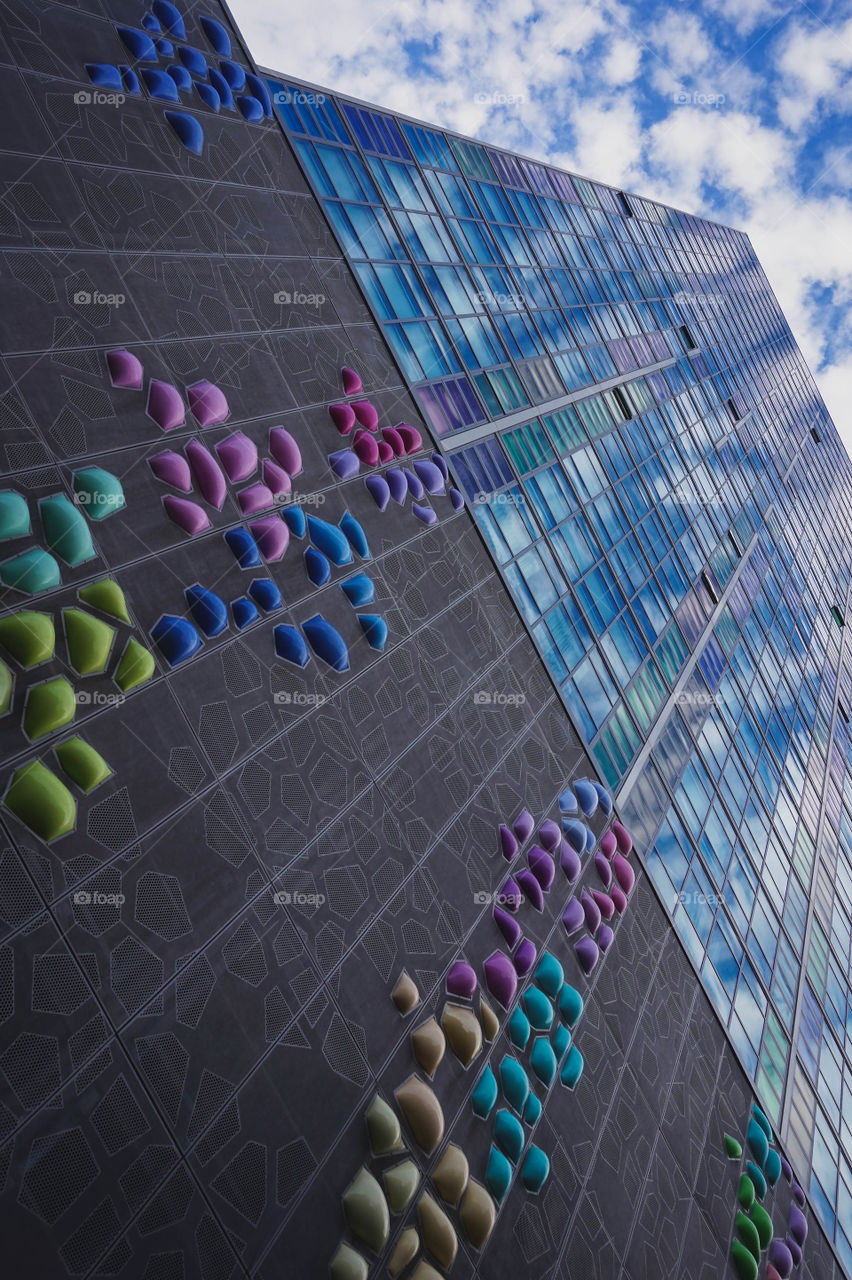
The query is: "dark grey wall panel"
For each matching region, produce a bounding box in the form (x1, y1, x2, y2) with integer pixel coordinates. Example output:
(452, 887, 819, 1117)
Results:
(0, 1, 833, 1278)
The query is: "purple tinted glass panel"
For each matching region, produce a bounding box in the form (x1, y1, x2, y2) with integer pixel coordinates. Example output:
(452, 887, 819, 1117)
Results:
(629, 335, 654, 365)
(416, 385, 452, 437)
(450, 438, 512, 499)
(697, 634, 726, 689)
(418, 376, 482, 436)
(520, 160, 557, 197)
(607, 339, 636, 374)
(440, 382, 469, 430)
(676, 592, 706, 647)
(487, 149, 527, 190)
(548, 169, 580, 203)
(647, 331, 671, 361)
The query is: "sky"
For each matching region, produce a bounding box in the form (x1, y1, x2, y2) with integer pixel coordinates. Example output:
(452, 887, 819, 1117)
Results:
(231, 0, 852, 451)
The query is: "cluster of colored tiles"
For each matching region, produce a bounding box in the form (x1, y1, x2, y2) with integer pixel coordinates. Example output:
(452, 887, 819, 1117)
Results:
(725, 1103, 808, 1278)
(474, 781, 633, 1207)
(328, 368, 465, 527)
(144, 364, 387, 670)
(0, 579, 154, 842)
(83, 1, 271, 154)
(328, 779, 633, 1278)
(330, 963, 499, 1280)
(0, 470, 124, 598)
(147, 374, 304, 548)
(2, 359, 401, 847)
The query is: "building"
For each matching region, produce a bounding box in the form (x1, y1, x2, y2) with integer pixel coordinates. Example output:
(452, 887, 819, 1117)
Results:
(0, 0, 845, 1276)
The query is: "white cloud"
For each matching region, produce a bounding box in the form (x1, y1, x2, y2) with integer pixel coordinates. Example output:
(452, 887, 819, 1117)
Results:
(230, 0, 852, 451)
(645, 12, 714, 76)
(600, 36, 642, 86)
(701, 0, 791, 37)
(552, 95, 645, 189)
(774, 16, 852, 131)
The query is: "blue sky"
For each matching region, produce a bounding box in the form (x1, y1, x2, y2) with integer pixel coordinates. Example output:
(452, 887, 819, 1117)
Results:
(233, 0, 852, 448)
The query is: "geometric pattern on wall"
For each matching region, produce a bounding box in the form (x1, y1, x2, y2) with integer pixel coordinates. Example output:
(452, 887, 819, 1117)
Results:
(0, 0, 841, 1278)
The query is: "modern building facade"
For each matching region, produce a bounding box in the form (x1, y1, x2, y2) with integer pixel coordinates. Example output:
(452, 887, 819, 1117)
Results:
(264, 65, 852, 1271)
(0, 0, 847, 1277)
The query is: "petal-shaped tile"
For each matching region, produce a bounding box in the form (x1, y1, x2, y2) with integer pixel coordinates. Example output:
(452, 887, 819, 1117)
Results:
(432, 1144, 468, 1206)
(391, 970, 420, 1015)
(395, 1076, 444, 1154)
(441, 1003, 482, 1067)
(342, 1166, 389, 1253)
(365, 1093, 403, 1156)
(411, 1018, 445, 1078)
(382, 1159, 420, 1214)
(460, 1179, 495, 1249)
(417, 1193, 457, 1269)
(387, 1228, 418, 1278)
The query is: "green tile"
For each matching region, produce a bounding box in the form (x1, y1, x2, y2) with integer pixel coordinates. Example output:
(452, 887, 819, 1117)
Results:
(55, 737, 111, 792)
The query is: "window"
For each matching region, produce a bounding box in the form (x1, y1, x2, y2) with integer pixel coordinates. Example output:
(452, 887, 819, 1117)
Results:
(832, 606, 845, 629)
(616, 191, 633, 217)
(612, 386, 632, 420)
(701, 570, 719, 605)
